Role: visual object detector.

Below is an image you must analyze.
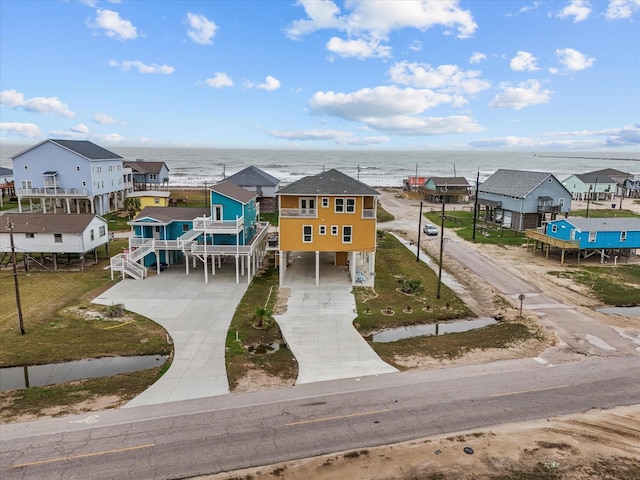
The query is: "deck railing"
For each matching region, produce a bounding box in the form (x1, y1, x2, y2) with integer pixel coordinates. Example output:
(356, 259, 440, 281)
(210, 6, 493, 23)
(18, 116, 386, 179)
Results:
(280, 208, 316, 217)
(192, 216, 244, 231)
(17, 187, 89, 196)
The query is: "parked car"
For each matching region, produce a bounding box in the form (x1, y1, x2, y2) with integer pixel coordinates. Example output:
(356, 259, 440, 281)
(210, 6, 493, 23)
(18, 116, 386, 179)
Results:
(423, 224, 439, 236)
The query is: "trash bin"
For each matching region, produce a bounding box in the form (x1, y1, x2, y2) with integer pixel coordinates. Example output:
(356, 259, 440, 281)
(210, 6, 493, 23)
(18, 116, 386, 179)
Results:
(612, 204, 616, 208)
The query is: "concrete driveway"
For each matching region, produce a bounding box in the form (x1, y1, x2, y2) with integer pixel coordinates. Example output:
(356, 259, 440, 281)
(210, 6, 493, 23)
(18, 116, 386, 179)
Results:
(276, 252, 398, 384)
(93, 263, 248, 407)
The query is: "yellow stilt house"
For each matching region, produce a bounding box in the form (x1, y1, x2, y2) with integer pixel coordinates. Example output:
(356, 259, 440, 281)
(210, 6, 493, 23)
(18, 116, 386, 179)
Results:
(276, 169, 379, 287)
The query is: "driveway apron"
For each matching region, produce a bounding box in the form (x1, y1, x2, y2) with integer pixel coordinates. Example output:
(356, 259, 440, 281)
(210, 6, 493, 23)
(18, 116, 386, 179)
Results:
(93, 264, 248, 407)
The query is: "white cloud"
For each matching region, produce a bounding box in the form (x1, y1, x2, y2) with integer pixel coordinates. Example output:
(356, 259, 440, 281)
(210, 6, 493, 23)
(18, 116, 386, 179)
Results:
(109, 60, 175, 74)
(388, 61, 490, 95)
(0, 122, 42, 138)
(409, 40, 422, 52)
(510, 51, 539, 72)
(557, 0, 592, 22)
(555, 48, 595, 71)
(0, 89, 75, 117)
(286, 0, 477, 59)
(488, 80, 552, 110)
(308, 85, 483, 135)
(92, 112, 123, 125)
(605, 0, 640, 19)
(326, 37, 392, 59)
(469, 52, 486, 64)
(470, 136, 537, 148)
(186, 12, 218, 45)
(71, 123, 90, 134)
(246, 76, 281, 91)
(89, 9, 138, 41)
(268, 128, 389, 145)
(204, 72, 234, 88)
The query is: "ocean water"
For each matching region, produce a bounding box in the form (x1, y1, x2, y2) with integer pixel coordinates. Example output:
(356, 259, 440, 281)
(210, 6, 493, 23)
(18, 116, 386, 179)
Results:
(1, 144, 638, 187)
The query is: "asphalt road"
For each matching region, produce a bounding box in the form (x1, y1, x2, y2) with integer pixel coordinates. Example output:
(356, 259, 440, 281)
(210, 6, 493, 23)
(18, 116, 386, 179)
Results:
(2, 356, 640, 480)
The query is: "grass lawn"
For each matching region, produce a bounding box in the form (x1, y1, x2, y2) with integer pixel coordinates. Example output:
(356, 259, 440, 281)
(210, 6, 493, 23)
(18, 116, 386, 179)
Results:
(548, 265, 640, 306)
(569, 207, 639, 218)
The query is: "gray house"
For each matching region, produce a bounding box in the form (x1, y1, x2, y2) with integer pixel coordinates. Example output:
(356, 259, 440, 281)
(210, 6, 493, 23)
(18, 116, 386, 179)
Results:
(123, 160, 170, 191)
(478, 169, 572, 231)
(11, 139, 127, 215)
(224, 166, 280, 213)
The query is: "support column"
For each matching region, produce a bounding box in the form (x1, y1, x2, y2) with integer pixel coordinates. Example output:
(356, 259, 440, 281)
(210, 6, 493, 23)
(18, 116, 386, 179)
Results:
(65, 198, 70, 214)
(185, 254, 189, 274)
(235, 255, 240, 284)
(247, 255, 252, 284)
(315, 250, 319, 286)
(351, 251, 357, 285)
(204, 255, 208, 284)
(42, 198, 47, 213)
(279, 251, 285, 287)
(370, 251, 376, 279)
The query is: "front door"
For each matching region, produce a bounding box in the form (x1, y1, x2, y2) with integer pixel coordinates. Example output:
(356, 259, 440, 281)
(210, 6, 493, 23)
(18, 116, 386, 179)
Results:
(213, 205, 223, 222)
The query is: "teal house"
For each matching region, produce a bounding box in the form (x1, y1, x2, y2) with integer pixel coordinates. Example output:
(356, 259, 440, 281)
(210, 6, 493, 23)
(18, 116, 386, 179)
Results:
(110, 181, 269, 283)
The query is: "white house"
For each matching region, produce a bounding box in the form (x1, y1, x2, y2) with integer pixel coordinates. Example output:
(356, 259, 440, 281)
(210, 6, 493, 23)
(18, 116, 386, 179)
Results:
(562, 173, 617, 201)
(11, 139, 128, 215)
(1, 213, 110, 270)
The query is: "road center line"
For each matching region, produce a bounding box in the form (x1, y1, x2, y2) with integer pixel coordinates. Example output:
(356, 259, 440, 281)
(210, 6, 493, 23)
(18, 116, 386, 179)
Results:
(286, 409, 392, 427)
(13, 443, 156, 468)
(490, 384, 571, 398)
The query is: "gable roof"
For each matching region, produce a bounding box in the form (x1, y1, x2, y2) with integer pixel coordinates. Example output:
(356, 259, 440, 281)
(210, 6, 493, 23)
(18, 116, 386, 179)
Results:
(4, 213, 103, 233)
(559, 217, 640, 232)
(11, 139, 122, 161)
(584, 168, 627, 177)
(427, 176, 471, 187)
(210, 181, 257, 204)
(0, 167, 13, 176)
(277, 168, 379, 196)
(225, 166, 279, 187)
(123, 160, 169, 174)
(575, 173, 616, 184)
(132, 206, 209, 223)
(479, 169, 562, 198)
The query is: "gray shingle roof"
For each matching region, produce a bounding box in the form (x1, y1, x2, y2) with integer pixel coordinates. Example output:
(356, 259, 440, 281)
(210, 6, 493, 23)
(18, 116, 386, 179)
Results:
(479, 169, 557, 198)
(50, 139, 122, 160)
(225, 166, 279, 187)
(133, 207, 210, 223)
(576, 173, 616, 184)
(0, 167, 13, 176)
(210, 181, 257, 204)
(428, 176, 470, 187)
(277, 169, 379, 196)
(4, 213, 101, 233)
(123, 160, 169, 174)
(563, 217, 640, 232)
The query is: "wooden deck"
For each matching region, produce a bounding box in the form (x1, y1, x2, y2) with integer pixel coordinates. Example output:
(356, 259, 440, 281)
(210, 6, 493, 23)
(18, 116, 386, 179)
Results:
(525, 229, 580, 265)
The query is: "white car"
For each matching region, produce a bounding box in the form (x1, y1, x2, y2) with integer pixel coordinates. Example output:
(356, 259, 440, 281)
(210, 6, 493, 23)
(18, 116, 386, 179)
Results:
(423, 224, 439, 236)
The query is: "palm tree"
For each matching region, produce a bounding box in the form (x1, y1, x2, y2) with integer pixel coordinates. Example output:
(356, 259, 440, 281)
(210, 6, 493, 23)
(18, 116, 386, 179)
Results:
(123, 197, 141, 219)
(252, 306, 274, 329)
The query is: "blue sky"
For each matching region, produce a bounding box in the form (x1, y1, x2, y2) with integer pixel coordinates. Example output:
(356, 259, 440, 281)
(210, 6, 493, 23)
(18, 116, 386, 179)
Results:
(1, 0, 639, 151)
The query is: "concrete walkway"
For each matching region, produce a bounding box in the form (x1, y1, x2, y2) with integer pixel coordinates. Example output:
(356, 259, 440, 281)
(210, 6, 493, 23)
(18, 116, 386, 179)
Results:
(276, 252, 398, 383)
(93, 263, 248, 407)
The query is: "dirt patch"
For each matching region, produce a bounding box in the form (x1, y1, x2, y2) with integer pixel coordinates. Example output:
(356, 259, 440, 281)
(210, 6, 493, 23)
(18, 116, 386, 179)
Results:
(233, 366, 294, 393)
(200, 405, 640, 480)
(273, 288, 291, 315)
(6, 395, 123, 424)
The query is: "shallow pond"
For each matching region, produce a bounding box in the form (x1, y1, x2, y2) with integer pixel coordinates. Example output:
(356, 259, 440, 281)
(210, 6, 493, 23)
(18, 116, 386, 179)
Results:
(597, 306, 640, 317)
(247, 343, 282, 354)
(371, 317, 498, 343)
(0, 355, 168, 391)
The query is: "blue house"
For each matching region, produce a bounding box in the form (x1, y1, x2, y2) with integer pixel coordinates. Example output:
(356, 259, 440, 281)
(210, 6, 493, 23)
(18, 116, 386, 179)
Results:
(545, 217, 640, 250)
(11, 139, 128, 215)
(110, 181, 270, 283)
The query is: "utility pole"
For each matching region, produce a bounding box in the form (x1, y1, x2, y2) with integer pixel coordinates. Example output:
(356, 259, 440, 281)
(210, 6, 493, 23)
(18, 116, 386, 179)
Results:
(7, 220, 25, 335)
(586, 185, 593, 218)
(416, 201, 423, 262)
(472, 170, 480, 240)
(436, 188, 446, 299)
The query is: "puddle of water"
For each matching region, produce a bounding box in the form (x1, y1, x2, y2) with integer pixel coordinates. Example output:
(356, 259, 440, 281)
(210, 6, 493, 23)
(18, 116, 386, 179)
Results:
(597, 306, 640, 317)
(247, 343, 282, 354)
(0, 355, 168, 391)
(372, 318, 498, 343)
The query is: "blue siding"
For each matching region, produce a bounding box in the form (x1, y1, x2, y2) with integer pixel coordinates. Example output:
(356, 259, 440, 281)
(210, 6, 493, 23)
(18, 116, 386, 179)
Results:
(546, 219, 640, 248)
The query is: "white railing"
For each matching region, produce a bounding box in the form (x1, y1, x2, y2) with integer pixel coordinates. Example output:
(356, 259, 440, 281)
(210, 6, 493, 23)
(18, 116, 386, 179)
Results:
(192, 216, 244, 231)
(362, 209, 375, 218)
(110, 253, 147, 280)
(17, 187, 89, 196)
(190, 244, 252, 255)
(280, 208, 316, 217)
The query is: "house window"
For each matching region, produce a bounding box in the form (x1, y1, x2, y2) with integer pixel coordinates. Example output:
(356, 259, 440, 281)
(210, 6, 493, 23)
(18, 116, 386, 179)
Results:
(82, 181, 87, 187)
(321, 198, 329, 208)
(54, 233, 62, 243)
(588, 231, 596, 243)
(97, 166, 102, 174)
(342, 226, 352, 243)
(150, 174, 157, 180)
(319, 225, 326, 235)
(21, 180, 32, 189)
(299, 197, 315, 213)
(558, 198, 565, 208)
(335, 198, 344, 213)
(551, 225, 558, 233)
(76, 166, 80, 172)
(346, 198, 355, 213)
(331, 225, 338, 235)
(154, 198, 160, 204)
(621, 231, 627, 242)
(99, 226, 106, 237)
(90, 229, 95, 241)
(24, 165, 28, 171)
(25, 233, 34, 239)
(182, 224, 190, 232)
(303, 225, 312, 243)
